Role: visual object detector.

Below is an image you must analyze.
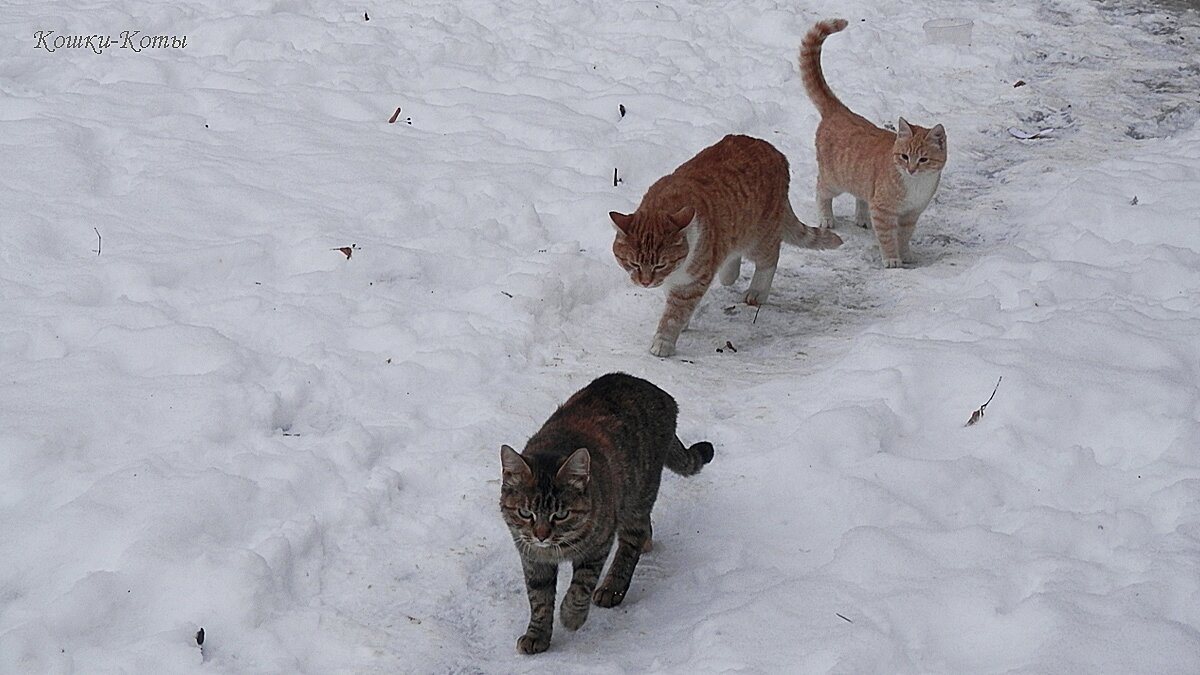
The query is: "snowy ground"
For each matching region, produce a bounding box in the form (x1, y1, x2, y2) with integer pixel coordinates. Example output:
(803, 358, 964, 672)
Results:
(2, 0, 1199, 672)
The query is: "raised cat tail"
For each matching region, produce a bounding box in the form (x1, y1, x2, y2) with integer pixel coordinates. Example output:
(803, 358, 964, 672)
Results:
(798, 18, 850, 118)
(665, 438, 714, 477)
(783, 204, 843, 249)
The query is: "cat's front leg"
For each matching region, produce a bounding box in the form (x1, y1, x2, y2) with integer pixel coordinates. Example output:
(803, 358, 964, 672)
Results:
(898, 216, 918, 263)
(559, 554, 606, 631)
(816, 183, 837, 229)
(594, 516, 651, 608)
(870, 207, 904, 269)
(855, 198, 871, 229)
(651, 277, 711, 357)
(517, 559, 557, 654)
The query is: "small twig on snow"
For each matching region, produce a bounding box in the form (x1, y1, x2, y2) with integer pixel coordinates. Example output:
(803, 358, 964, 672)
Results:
(836, 613, 853, 624)
(965, 376, 1003, 426)
(93, 228, 102, 255)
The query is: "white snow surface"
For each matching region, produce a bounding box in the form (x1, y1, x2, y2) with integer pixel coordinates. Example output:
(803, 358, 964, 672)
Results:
(2, 0, 1199, 672)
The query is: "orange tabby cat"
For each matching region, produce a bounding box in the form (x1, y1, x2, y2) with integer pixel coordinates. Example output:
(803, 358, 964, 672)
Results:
(610, 134, 842, 357)
(799, 18, 947, 269)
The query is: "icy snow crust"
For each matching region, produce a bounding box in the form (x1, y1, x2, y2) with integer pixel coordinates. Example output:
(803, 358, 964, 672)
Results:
(2, 0, 1199, 672)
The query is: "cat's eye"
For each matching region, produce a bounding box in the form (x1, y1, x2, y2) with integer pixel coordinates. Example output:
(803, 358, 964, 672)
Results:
(516, 508, 534, 521)
(917, 157, 929, 164)
(900, 153, 910, 161)
(550, 510, 570, 522)
(651, 263, 666, 272)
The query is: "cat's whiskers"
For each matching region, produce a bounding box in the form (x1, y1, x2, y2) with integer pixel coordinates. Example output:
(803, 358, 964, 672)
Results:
(555, 538, 588, 560)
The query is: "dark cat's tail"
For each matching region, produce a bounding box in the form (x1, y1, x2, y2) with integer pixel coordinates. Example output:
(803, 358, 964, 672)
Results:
(798, 18, 850, 118)
(666, 438, 714, 476)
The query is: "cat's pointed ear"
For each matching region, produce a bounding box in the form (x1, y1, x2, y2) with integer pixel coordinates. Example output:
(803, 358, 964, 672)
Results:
(929, 124, 946, 148)
(668, 206, 695, 232)
(555, 448, 590, 490)
(609, 211, 634, 235)
(896, 117, 913, 139)
(501, 444, 532, 485)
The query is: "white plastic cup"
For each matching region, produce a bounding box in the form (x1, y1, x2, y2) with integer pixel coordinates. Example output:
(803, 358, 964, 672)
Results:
(923, 18, 974, 45)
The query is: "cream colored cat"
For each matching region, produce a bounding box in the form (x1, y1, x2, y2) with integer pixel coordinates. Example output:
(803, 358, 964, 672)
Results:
(610, 134, 841, 357)
(799, 18, 947, 268)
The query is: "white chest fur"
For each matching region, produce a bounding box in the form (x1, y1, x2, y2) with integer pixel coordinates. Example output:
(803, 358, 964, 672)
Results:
(899, 170, 942, 215)
(662, 219, 703, 290)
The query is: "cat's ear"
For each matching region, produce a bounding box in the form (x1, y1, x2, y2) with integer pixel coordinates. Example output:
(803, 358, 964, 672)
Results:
(668, 206, 695, 232)
(896, 117, 913, 140)
(501, 444, 533, 486)
(929, 124, 946, 148)
(609, 211, 634, 235)
(555, 448, 591, 490)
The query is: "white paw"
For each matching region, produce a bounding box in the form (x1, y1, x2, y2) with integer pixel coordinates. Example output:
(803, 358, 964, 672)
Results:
(649, 336, 676, 357)
(883, 258, 904, 269)
(744, 289, 767, 306)
(818, 216, 835, 229)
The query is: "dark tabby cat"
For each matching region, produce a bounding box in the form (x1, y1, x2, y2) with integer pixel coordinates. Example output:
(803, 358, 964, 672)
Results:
(499, 372, 714, 654)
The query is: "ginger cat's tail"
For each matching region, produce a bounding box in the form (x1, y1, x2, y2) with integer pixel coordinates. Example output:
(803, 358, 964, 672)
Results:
(798, 18, 850, 118)
(784, 205, 843, 249)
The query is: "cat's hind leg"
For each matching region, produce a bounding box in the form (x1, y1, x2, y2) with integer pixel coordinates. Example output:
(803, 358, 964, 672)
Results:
(559, 554, 606, 631)
(744, 244, 780, 306)
(718, 256, 741, 286)
(593, 515, 651, 608)
(855, 198, 871, 229)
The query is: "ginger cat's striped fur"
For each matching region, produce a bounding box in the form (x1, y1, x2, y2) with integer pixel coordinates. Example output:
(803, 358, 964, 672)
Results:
(799, 19, 947, 268)
(610, 134, 841, 357)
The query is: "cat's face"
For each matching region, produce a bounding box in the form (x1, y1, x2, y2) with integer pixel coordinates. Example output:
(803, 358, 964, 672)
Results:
(892, 118, 947, 176)
(500, 445, 592, 552)
(608, 206, 694, 288)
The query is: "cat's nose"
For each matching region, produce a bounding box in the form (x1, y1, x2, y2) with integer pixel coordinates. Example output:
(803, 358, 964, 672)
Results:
(533, 524, 551, 541)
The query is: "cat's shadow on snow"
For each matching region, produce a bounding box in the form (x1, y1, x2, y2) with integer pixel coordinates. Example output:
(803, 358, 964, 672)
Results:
(683, 247, 883, 360)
